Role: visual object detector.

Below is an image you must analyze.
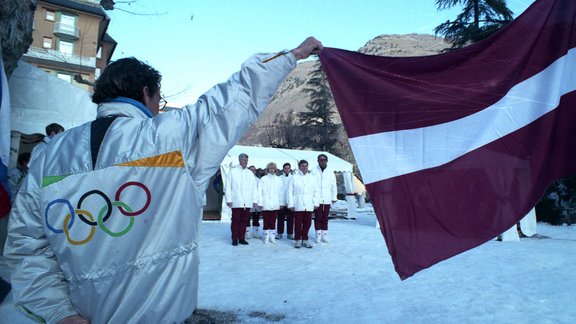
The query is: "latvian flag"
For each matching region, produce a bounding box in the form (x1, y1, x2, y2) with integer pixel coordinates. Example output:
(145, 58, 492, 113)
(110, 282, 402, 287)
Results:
(320, 0, 576, 280)
(0, 51, 11, 217)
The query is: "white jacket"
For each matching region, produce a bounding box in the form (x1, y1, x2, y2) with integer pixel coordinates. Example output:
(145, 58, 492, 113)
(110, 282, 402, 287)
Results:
(4, 52, 296, 324)
(312, 165, 337, 204)
(287, 170, 319, 212)
(28, 136, 50, 167)
(258, 173, 284, 211)
(280, 172, 291, 206)
(225, 165, 257, 208)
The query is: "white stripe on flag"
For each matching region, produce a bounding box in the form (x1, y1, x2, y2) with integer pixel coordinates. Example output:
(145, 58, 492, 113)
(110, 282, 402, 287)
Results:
(350, 48, 576, 185)
(0, 55, 11, 168)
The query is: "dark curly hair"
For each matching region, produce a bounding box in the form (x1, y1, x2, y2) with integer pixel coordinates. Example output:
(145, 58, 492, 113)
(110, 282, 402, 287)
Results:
(92, 57, 162, 104)
(45, 123, 64, 136)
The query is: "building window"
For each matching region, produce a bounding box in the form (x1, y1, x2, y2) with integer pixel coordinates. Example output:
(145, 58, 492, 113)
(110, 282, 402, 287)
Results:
(46, 9, 55, 21)
(95, 68, 101, 78)
(58, 40, 74, 56)
(57, 73, 72, 83)
(60, 13, 76, 27)
(43, 37, 53, 49)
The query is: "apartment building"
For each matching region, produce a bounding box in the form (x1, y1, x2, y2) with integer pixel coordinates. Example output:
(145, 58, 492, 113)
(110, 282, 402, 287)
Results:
(22, 0, 116, 91)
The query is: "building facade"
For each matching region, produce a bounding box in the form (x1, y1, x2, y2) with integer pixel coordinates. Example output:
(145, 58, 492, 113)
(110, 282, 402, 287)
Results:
(22, 0, 116, 91)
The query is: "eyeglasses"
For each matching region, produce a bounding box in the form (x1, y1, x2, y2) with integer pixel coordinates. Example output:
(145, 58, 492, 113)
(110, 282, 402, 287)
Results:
(159, 95, 168, 111)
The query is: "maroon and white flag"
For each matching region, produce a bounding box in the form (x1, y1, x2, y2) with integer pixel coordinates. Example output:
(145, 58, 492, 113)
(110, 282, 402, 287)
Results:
(320, 0, 576, 279)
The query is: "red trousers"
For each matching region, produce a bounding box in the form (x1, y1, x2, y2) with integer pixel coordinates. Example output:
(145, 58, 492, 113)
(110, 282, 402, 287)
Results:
(277, 206, 294, 235)
(262, 210, 277, 230)
(251, 211, 261, 226)
(294, 211, 313, 241)
(231, 208, 250, 240)
(314, 204, 331, 231)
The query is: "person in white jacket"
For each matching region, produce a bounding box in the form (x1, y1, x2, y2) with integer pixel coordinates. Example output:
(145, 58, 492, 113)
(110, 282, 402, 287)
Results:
(277, 162, 294, 239)
(247, 165, 262, 239)
(258, 162, 284, 244)
(4, 37, 323, 324)
(287, 160, 319, 248)
(312, 154, 338, 243)
(29, 123, 64, 167)
(226, 154, 258, 246)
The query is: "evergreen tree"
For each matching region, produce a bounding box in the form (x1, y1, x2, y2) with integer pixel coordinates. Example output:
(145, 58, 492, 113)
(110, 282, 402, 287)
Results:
(298, 62, 339, 151)
(434, 0, 514, 49)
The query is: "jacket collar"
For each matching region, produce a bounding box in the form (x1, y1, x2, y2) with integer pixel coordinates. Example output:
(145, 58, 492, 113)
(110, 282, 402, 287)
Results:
(296, 169, 310, 176)
(96, 99, 152, 119)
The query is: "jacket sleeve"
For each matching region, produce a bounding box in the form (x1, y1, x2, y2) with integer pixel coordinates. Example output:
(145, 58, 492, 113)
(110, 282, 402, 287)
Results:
(287, 177, 294, 209)
(183, 52, 297, 194)
(313, 177, 321, 207)
(7, 168, 21, 198)
(225, 169, 233, 204)
(252, 176, 259, 205)
(257, 178, 264, 207)
(279, 178, 285, 207)
(4, 181, 79, 323)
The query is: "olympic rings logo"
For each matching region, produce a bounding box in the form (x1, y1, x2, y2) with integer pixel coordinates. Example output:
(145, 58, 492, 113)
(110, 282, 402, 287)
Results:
(45, 182, 151, 245)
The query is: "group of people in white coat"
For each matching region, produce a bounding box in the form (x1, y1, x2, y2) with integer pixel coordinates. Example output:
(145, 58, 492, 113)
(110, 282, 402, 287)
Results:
(226, 153, 338, 248)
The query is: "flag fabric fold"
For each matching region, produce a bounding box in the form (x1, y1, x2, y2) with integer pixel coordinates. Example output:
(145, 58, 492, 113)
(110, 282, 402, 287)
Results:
(320, 0, 576, 279)
(0, 52, 11, 217)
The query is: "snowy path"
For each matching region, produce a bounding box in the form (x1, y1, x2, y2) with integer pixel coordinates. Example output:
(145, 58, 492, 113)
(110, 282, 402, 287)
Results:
(197, 207, 576, 323)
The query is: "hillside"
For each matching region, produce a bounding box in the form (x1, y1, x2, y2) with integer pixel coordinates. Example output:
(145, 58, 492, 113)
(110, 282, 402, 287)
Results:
(240, 33, 449, 145)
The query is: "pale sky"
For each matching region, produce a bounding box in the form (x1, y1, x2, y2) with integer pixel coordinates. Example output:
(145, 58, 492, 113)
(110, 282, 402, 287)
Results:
(107, 0, 536, 107)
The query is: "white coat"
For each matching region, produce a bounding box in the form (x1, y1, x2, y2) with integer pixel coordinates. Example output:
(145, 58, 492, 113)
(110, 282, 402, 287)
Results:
(287, 170, 319, 212)
(258, 173, 284, 211)
(4, 51, 296, 323)
(28, 136, 49, 167)
(312, 165, 337, 204)
(225, 165, 257, 208)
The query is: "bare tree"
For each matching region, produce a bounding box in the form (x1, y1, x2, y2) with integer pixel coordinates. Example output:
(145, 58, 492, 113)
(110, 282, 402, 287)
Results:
(260, 111, 303, 149)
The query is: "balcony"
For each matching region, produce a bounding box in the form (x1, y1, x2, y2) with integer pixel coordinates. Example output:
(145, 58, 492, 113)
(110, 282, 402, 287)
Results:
(54, 22, 80, 40)
(23, 46, 96, 69)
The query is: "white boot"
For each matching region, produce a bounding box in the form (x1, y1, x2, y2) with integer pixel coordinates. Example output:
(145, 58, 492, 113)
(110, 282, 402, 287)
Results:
(321, 230, 330, 243)
(269, 230, 277, 244)
(315, 230, 322, 243)
(253, 226, 261, 239)
(263, 230, 269, 244)
(245, 227, 251, 240)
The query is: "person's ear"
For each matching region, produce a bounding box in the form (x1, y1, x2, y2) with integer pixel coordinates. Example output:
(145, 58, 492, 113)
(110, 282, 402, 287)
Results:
(142, 86, 155, 110)
(142, 86, 150, 102)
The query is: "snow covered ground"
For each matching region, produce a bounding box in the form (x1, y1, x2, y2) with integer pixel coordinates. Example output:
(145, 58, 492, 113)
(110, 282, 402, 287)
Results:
(1, 201, 575, 323)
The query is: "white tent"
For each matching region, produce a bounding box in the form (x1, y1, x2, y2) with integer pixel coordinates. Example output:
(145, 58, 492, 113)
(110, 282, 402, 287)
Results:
(9, 61, 96, 134)
(207, 145, 357, 222)
(221, 145, 353, 173)
(8, 61, 96, 167)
